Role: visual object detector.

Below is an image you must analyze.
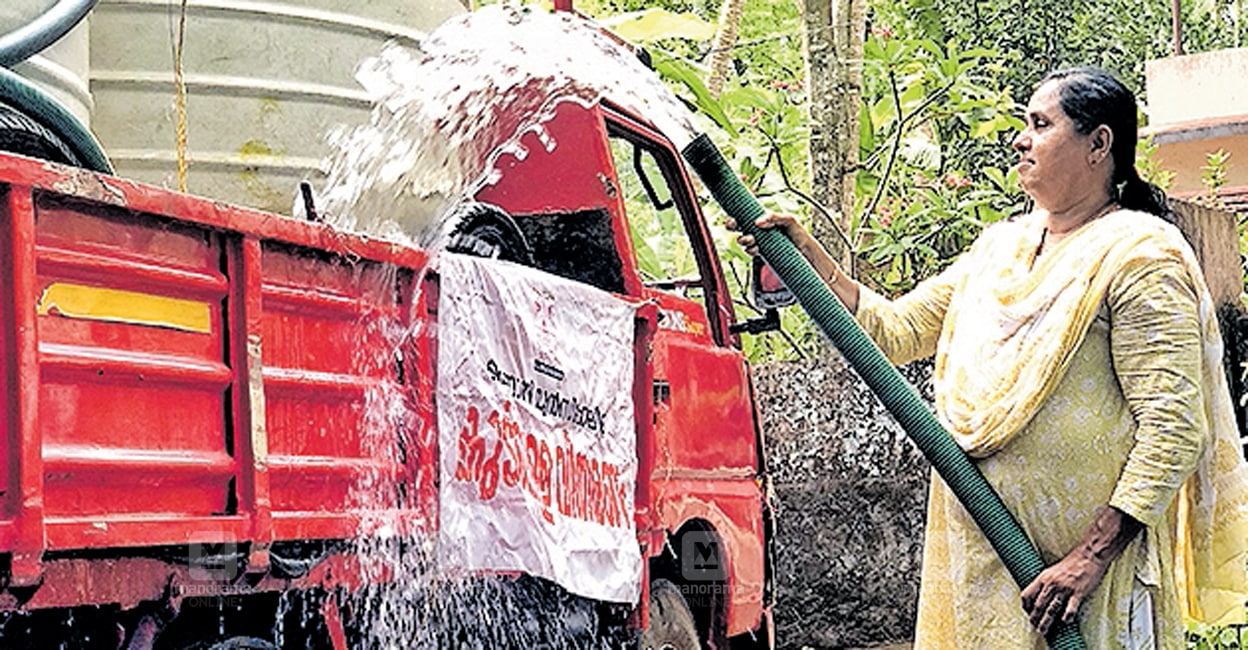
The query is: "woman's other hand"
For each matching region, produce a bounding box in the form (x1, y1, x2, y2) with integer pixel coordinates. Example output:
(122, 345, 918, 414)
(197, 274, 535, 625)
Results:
(1019, 506, 1142, 636)
(1019, 547, 1112, 636)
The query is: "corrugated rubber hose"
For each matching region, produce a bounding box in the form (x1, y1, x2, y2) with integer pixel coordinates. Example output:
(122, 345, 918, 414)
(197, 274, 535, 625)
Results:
(681, 132, 1086, 650)
(0, 67, 111, 173)
(0, 0, 99, 67)
(0, 0, 112, 174)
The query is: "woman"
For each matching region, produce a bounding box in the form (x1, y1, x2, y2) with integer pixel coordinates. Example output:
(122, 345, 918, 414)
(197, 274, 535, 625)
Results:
(734, 67, 1248, 648)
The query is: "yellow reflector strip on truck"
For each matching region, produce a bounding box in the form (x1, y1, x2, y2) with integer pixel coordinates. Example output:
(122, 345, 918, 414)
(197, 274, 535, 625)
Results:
(37, 283, 213, 334)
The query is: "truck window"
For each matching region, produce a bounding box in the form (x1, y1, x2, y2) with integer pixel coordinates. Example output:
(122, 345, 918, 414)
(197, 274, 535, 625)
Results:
(608, 136, 706, 307)
(512, 209, 627, 294)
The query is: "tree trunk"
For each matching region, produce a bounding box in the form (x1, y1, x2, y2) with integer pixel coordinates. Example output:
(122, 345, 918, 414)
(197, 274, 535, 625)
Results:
(707, 0, 746, 98)
(802, 0, 864, 271)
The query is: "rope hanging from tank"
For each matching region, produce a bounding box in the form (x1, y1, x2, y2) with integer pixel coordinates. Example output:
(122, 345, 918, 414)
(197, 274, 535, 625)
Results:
(173, 0, 190, 193)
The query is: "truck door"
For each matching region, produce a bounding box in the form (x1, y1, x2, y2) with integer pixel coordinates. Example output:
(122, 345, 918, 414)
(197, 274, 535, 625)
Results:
(605, 109, 768, 638)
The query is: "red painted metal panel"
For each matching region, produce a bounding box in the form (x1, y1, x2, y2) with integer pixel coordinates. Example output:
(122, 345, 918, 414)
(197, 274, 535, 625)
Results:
(35, 195, 219, 270)
(0, 154, 430, 272)
(260, 241, 414, 527)
(632, 304, 658, 535)
(0, 188, 8, 527)
(650, 340, 757, 472)
(409, 273, 440, 527)
(42, 443, 234, 517)
(32, 197, 234, 525)
(0, 158, 434, 602)
(269, 510, 428, 542)
(230, 236, 273, 573)
(37, 246, 228, 298)
(43, 515, 248, 551)
(3, 185, 44, 585)
(475, 102, 644, 297)
(476, 102, 617, 216)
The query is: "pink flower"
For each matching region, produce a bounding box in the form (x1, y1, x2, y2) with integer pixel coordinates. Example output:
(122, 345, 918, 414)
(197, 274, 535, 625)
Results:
(944, 173, 971, 189)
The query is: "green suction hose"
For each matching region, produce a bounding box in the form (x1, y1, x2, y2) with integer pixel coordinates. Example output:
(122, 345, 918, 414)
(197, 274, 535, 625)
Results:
(0, 0, 100, 68)
(0, 66, 112, 174)
(681, 133, 1085, 650)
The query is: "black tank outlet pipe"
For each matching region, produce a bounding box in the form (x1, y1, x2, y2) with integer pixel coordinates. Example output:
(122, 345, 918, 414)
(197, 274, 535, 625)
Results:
(681, 132, 1085, 650)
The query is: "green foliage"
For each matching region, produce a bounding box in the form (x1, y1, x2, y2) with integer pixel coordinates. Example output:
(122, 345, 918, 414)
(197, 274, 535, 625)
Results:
(1137, 134, 1176, 191)
(1202, 148, 1233, 195)
(1188, 622, 1248, 649)
(537, 0, 1246, 360)
(600, 8, 715, 42)
(853, 30, 1026, 293)
(868, 0, 1247, 109)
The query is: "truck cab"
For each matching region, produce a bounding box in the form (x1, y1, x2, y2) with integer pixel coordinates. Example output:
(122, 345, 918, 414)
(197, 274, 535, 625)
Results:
(475, 99, 774, 647)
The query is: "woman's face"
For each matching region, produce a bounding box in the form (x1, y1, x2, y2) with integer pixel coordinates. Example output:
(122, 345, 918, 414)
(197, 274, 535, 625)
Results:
(1012, 81, 1106, 210)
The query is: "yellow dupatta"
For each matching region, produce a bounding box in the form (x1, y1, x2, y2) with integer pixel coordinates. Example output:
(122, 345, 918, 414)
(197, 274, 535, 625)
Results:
(934, 209, 1248, 624)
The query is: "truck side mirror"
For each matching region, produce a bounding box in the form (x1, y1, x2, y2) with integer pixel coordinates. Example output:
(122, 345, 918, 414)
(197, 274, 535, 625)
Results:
(751, 256, 796, 309)
(729, 257, 797, 336)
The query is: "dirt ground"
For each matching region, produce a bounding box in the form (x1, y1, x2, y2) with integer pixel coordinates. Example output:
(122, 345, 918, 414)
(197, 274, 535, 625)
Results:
(754, 355, 933, 649)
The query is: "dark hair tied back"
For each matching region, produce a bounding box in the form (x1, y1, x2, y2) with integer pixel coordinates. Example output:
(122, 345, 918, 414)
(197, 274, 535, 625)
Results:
(1040, 67, 1175, 223)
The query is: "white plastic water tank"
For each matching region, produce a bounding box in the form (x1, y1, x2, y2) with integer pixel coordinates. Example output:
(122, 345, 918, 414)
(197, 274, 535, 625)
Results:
(89, 0, 467, 212)
(2, 0, 93, 126)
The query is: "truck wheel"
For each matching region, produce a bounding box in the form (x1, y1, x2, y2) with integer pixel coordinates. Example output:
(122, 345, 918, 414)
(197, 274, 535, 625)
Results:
(640, 579, 700, 650)
(0, 102, 81, 167)
(205, 637, 276, 650)
(443, 201, 535, 266)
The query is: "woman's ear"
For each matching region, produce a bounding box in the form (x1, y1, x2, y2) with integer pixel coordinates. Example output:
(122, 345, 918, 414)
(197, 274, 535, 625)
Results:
(1089, 124, 1114, 165)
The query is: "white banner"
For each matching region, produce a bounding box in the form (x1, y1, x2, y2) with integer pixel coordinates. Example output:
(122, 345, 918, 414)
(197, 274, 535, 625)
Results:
(436, 254, 641, 604)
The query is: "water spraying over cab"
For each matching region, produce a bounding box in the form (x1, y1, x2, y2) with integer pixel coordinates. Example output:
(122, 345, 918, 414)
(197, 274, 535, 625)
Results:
(319, 4, 698, 245)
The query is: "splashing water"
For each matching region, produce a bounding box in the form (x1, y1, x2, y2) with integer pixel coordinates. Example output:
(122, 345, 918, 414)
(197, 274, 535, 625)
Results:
(337, 272, 630, 648)
(313, 5, 707, 646)
(319, 3, 698, 245)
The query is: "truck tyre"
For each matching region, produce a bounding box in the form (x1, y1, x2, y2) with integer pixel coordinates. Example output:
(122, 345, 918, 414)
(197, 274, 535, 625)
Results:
(640, 579, 700, 650)
(204, 637, 277, 650)
(443, 201, 535, 266)
(0, 102, 81, 167)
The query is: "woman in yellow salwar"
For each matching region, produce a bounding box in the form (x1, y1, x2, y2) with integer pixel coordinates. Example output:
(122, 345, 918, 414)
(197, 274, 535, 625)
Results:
(734, 67, 1248, 648)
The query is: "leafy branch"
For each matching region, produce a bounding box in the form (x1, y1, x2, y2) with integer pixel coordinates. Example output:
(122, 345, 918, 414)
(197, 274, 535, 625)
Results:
(857, 71, 956, 241)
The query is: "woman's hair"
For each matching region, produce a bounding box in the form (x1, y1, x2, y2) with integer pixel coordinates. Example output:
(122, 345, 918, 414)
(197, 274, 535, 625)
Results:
(1039, 67, 1174, 221)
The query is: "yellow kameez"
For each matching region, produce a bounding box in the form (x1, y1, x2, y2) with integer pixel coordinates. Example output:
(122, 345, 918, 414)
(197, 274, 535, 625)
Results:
(853, 210, 1248, 649)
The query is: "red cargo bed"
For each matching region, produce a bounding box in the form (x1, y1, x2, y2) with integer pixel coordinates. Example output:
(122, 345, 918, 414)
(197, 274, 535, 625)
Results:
(0, 154, 434, 591)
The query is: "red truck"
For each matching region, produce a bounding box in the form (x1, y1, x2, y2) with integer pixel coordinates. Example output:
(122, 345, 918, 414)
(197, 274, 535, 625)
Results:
(0, 97, 777, 649)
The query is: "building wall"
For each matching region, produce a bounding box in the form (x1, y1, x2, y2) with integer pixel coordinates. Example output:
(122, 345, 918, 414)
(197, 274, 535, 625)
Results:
(1145, 49, 1248, 196)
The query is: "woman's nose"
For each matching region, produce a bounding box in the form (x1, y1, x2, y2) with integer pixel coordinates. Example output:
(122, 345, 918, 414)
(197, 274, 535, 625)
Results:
(1011, 130, 1028, 151)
